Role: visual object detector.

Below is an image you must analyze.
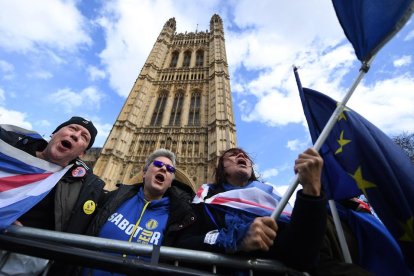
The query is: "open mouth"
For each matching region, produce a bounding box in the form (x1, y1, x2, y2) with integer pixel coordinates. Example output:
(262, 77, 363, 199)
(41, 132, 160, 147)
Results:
(237, 159, 247, 166)
(61, 140, 72, 150)
(155, 174, 165, 182)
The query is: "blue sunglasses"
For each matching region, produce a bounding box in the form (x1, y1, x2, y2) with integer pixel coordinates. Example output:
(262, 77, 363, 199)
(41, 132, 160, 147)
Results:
(152, 160, 175, 173)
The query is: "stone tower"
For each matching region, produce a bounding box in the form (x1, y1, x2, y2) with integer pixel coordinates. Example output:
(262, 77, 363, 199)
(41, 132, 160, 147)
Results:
(93, 14, 237, 190)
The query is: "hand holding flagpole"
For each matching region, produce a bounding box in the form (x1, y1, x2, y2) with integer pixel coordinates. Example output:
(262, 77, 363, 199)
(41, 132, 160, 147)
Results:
(272, 0, 414, 221)
(270, 64, 371, 264)
(271, 62, 371, 221)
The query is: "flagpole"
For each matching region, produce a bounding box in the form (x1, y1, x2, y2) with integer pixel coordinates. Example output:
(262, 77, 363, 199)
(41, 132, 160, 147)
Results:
(328, 199, 353, 263)
(270, 62, 373, 263)
(271, 59, 373, 221)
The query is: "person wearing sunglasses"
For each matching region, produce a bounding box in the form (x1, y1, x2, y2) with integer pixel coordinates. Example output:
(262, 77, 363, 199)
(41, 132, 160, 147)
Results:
(82, 148, 195, 275)
(173, 147, 328, 274)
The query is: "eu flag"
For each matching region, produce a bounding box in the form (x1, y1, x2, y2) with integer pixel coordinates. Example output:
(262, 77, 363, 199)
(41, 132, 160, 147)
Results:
(332, 0, 414, 63)
(295, 69, 414, 270)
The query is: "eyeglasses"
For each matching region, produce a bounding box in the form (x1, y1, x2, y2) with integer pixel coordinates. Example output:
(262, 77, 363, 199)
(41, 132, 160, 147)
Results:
(152, 160, 175, 173)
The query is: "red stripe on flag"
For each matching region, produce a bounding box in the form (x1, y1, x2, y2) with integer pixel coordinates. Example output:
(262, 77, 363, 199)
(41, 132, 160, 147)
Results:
(211, 197, 274, 211)
(0, 173, 52, 192)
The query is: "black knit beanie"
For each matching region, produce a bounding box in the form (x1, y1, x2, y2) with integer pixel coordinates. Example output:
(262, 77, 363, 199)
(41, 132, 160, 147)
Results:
(52, 116, 97, 150)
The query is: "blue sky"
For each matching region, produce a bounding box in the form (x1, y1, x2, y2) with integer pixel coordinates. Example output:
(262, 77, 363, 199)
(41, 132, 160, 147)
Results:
(1, 0, 413, 201)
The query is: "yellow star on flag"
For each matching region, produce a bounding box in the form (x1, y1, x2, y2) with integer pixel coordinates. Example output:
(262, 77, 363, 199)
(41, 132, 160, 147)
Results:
(336, 103, 350, 121)
(338, 112, 347, 121)
(335, 131, 352, 154)
(399, 217, 414, 242)
(350, 166, 376, 196)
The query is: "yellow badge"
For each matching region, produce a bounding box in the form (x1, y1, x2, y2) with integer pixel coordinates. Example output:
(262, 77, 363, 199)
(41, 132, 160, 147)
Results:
(145, 219, 158, 230)
(83, 200, 96, 215)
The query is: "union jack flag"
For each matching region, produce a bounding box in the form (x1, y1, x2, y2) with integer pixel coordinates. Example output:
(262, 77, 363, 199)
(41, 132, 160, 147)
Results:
(193, 181, 292, 218)
(0, 136, 71, 228)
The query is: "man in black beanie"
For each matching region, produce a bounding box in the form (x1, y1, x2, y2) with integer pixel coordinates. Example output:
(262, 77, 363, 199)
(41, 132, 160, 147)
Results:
(0, 117, 106, 275)
(36, 116, 98, 167)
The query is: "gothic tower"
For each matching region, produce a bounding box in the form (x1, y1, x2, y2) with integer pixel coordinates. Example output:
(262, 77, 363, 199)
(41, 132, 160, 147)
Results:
(94, 14, 237, 190)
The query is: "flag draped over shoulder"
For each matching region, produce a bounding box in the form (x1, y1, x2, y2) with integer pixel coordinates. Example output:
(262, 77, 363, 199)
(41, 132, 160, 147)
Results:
(295, 69, 414, 270)
(0, 137, 72, 229)
(193, 181, 292, 219)
(332, 0, 414, 62)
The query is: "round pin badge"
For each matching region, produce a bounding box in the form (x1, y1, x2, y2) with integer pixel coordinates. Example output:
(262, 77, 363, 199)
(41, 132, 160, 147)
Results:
(83, 200, 96, 215)
(145, 219, 158, 230)
(72, 167, 86, 177)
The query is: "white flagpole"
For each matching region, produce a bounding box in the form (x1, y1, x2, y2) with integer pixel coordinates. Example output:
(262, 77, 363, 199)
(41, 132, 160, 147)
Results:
(271, 60, 373, 262)
(271, 60, 372, 221)
(329, 199, 353, 263)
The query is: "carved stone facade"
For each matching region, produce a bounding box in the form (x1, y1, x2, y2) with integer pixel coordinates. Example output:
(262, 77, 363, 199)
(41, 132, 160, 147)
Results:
(93, 15, 237, 190)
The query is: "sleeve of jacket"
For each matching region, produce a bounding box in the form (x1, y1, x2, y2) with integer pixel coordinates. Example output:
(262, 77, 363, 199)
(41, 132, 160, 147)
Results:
(170, 203, 227, 253)
(272, 189, 327, 272)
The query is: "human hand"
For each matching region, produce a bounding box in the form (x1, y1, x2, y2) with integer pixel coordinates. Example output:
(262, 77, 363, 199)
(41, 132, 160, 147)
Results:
(294, 148, 323, 196)
(238, 217, 278, 252)
(12, 220, 23, 226)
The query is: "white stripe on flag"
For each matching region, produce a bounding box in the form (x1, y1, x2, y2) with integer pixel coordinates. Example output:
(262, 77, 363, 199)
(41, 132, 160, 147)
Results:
(0, 139, 63, 172)
(0, 164, 71, 208)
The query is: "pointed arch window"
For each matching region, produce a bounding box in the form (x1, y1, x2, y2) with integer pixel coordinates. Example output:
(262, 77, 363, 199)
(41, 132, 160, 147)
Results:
(150, 91, 167, 126)
(183, 51, 191, 67)
(188, 92, 200, 126)
(169, 92, 183, 126)
(170, 51, 179, 67)
(196, 50, 204, 67)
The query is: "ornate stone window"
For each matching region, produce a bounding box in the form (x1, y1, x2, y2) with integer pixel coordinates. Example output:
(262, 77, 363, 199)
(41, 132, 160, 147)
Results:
(188, 92, 200, 126)
(170, 51, 179, 67)
(169, 91, 183, 126)
(196, 50, 204, 67)
(150, 91, 167, 126)
(183, 51, 191, 67)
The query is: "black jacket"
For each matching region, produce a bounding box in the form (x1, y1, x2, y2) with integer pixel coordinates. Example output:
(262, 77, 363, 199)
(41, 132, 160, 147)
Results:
(86, 179, 196, 246)
(172, 183, 327, 273)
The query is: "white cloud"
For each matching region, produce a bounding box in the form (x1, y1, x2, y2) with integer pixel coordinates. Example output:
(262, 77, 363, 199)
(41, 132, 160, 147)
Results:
(93, 121, 113, 147)
(0, 60, 15, 80)
(97, 0, 175, 97)
(74, 115, 113, 147)
(0, 60, 14, 73)
(348, 74, 414, 134)
(286, 139, 300, 151)
(87, 66, 106, 81)
(226, 1, 344, 72)
(96, 0, 222, 97)
(27, 70, 53, 80)
(0, 0, 91, 53)
(36, 119, 51, 128)
(393, 55, 411, 67)
(0, 87, 5, 104)
(48, 86, 105, 113)
(222, 2, 414, 140)
(261, 168, 279, 180)
(273, 184, 299, 206)
(0, 107, 32, 129)
(404, 29, 414, 41)
(241, 89, 304, 126)
(235, 41, 357, 127)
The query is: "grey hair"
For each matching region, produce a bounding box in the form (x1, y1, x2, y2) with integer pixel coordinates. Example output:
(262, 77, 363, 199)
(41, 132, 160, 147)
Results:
(143, 148, 176, 173)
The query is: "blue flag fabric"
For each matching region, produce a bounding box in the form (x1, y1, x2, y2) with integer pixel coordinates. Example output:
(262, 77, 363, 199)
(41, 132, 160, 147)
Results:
(335, 202, 412, 275)
(295, 69, 414, 270)
(332, 0, 414, 62)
